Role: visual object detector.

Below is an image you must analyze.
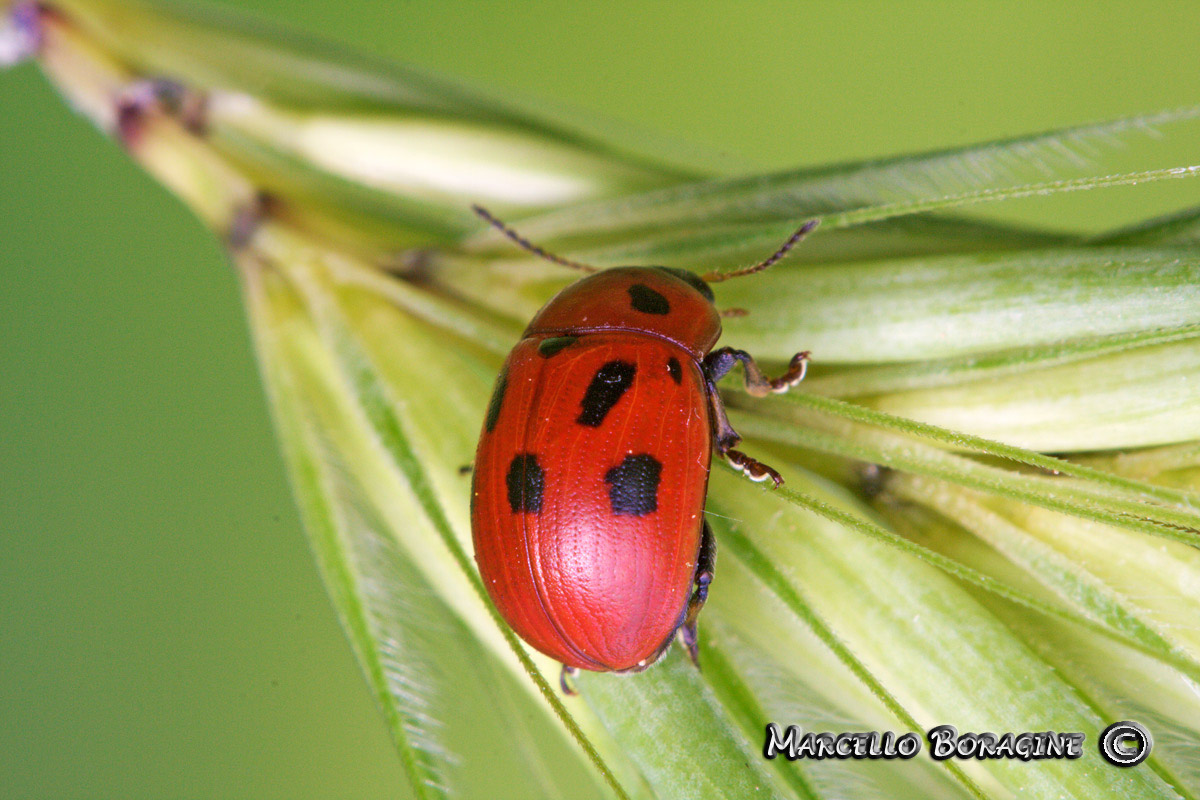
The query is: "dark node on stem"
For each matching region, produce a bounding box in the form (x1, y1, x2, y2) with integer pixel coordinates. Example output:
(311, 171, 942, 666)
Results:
(858, 463, 892, 499)
(152, 79, 208, 135)
(4, 3, 44, 65)
(114, 89, 152, 149)
(114, 79, 208, 147)
(382, 248, 434, 283)
(227, 191, 274, 251)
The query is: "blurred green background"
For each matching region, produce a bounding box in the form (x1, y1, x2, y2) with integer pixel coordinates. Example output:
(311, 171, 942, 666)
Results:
(2, 1, 1199, 797)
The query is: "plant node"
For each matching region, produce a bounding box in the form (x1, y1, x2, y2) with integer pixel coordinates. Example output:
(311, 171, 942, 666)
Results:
(0, 2, 43, 67)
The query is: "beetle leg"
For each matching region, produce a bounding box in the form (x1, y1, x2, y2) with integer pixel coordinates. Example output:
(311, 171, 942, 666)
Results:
(703, 348, 810, 398)
(708, 395, 784, 486)
(705, 373, 743, 452)
(724, 449, 784, 487)
(680, 520, 717, 667)
(706, 384, 784, 486)
(704, 350, 806, 487)
(560, 665, 579, 695)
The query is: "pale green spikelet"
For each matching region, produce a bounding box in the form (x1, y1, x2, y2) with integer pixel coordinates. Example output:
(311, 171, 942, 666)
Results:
(12, 2, 1200, 798)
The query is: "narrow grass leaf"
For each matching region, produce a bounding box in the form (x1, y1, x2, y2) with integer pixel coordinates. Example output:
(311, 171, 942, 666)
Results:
(580, 652, 802, 800)
(524, 214, 1073, 271)
(853, 338, 1200, 451)
(716, 246, 1200, 363)
(879, 502, 1200, 800)
(804, 325, 1200, 398)
(265, 246, 649, 800)
(245, 266, 617, 800)
(700, 612, 972, 800)
(887, 474, 1200, 664)
(711, 468, 1184, 799)
(729, 397, 1200, 535)
(476, 106, 1200, 245)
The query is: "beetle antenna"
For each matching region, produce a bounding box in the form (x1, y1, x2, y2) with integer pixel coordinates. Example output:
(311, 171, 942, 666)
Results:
(701, 219, 819, 282)
(472, 205, 598, 273)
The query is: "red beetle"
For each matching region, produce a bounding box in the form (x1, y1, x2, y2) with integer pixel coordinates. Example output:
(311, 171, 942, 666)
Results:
(469, 206, 816, 689)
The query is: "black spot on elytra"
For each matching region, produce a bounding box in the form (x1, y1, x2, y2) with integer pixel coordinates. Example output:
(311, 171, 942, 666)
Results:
(538, 336, 578, 357)
(605, 454, 662, 516)
(657, 267, 715, 302)
(506, 454, 544, 513)
(628, 283, 670, 315)
(577, 360, 636, 427)
(484, 367, 508, 432)
(667, 357, 682, 384)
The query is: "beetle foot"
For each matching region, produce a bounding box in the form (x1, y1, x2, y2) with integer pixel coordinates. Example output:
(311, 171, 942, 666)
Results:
(679, 574, 711, 668)
(559, 664, 579, 695)
(680, 622, 700, 667)
(766, 351, 811, 394)
(725, 449, 783, 487)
